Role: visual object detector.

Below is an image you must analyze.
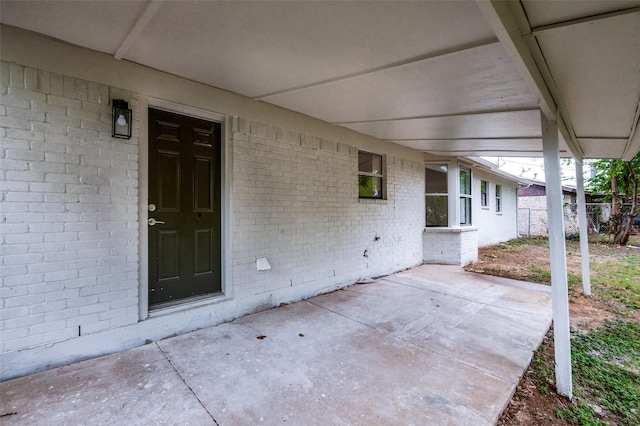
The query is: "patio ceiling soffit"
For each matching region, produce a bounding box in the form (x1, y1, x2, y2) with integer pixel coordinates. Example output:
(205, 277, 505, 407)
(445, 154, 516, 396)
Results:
(475, 0, 582, 161)
(3, 1, 639, 161)
(477, 0, 640, 162)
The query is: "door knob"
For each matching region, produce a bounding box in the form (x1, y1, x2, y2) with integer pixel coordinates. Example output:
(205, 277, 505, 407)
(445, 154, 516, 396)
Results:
(148, 218, 166, 226)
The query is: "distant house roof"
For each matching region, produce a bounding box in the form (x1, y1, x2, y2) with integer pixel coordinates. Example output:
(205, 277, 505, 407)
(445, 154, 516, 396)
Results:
(518, 179, 581, 196)
(517, 179, 605, 202)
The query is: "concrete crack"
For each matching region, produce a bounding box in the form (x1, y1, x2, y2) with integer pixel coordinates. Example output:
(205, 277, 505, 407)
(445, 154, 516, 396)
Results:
(156, 343, 221, 426)
(306, 299, 378, 332)
(309, 285, 515, 383)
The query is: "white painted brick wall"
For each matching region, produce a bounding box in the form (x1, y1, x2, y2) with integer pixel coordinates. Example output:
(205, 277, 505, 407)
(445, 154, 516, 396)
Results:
(1, 59, 425, 376)
(422, 228, 478, 266)
(473, 171, 519, 246)
(1, 60, 139, 354)
(230, 118, 424, 301)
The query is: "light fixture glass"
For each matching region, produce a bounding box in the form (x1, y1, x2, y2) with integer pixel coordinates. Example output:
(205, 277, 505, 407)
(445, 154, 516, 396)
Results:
(112, 99, 132, 139)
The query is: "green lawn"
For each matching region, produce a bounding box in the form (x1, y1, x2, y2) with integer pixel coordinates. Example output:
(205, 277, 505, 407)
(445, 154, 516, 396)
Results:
(534, 321, 640, 425)
(531, 237, 640, 425)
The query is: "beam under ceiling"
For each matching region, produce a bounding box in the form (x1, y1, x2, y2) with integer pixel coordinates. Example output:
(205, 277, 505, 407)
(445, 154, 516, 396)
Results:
(333, 107, 539, 126)
(475, 0, 584, 160)
(530, 6, 640, 37)
(252, 38, 498, 101)
(114, 0, 163, 60)
(624, 97, 640, 160)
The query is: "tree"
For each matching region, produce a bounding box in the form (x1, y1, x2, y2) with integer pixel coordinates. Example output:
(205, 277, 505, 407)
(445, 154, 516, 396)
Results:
(587, 153, 639, 245)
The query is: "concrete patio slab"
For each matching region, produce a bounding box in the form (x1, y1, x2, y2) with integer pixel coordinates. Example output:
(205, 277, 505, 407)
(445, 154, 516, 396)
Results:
(0, 265, 552, 425)
(0, 342, 215, 425)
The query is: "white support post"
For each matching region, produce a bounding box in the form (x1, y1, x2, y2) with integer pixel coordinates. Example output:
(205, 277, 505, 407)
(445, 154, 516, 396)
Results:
(541, 112, 573, 398)
(575, 161, 591, 296)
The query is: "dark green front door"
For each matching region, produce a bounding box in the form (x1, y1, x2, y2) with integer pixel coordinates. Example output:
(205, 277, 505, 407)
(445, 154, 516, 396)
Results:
(148, 108, 222, 306)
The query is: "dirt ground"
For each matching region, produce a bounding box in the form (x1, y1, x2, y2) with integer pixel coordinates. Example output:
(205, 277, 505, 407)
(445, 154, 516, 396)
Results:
(466, 240, 637, 330)
(464, 237, 640, 425)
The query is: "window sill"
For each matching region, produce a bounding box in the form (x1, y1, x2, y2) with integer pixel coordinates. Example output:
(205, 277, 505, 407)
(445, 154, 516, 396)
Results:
(481, 207, 489, 210)
(424, 226, 478, 233)
(359, 198, 387, 205)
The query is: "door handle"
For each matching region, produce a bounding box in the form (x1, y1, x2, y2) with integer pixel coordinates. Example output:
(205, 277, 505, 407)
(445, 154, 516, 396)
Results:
(148, 218, 166, 226)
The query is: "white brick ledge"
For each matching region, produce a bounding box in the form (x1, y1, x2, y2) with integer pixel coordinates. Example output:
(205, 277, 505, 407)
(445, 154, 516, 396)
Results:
(359, 198, 388, 205)
(423, 226, 478, 233)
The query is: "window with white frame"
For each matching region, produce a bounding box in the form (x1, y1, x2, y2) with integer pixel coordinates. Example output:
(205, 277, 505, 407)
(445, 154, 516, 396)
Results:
(480, 180, 488, 207)
(425, 164, 448, 226)
(358, 151, 384, 199)
(460, 167, 472, 225)
(495, 184, 502, 213)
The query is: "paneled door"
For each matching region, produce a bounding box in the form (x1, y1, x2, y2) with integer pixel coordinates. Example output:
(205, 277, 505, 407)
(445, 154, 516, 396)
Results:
(148, 108, 222, 306)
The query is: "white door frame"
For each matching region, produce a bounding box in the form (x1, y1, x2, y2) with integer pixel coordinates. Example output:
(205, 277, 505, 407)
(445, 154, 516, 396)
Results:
(138, 97, 233, 320)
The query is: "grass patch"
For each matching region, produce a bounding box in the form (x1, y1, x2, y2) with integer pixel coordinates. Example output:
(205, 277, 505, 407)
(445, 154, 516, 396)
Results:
(588, 233, 640, 246)
(532, 342, 555, 396)
(525, 265, 551, 284)
(505, 236, 549, 247)
(483, 266, 509, 275)
(590, 254, 640, 314)
(558, 321, 640, 425)
(524, 265, 581, 287)
(487, 236, 549, 254)
(531, 322, 640, 425)
(555, 399, 606, 425)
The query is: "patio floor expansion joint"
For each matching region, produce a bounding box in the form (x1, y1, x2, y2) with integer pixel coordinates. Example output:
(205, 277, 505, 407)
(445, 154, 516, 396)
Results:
(156, 342, 221, 426)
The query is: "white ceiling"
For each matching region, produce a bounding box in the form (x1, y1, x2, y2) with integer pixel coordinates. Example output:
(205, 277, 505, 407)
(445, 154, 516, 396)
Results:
(1, 0, 639, 160)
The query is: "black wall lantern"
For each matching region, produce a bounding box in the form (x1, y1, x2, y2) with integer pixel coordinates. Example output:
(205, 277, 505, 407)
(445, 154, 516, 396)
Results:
(112, 100, 132, 139)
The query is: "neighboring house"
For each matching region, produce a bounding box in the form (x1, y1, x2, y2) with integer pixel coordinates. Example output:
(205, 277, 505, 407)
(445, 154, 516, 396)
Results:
(517, 179, 608, 236)
(0, 40, 521, 380)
